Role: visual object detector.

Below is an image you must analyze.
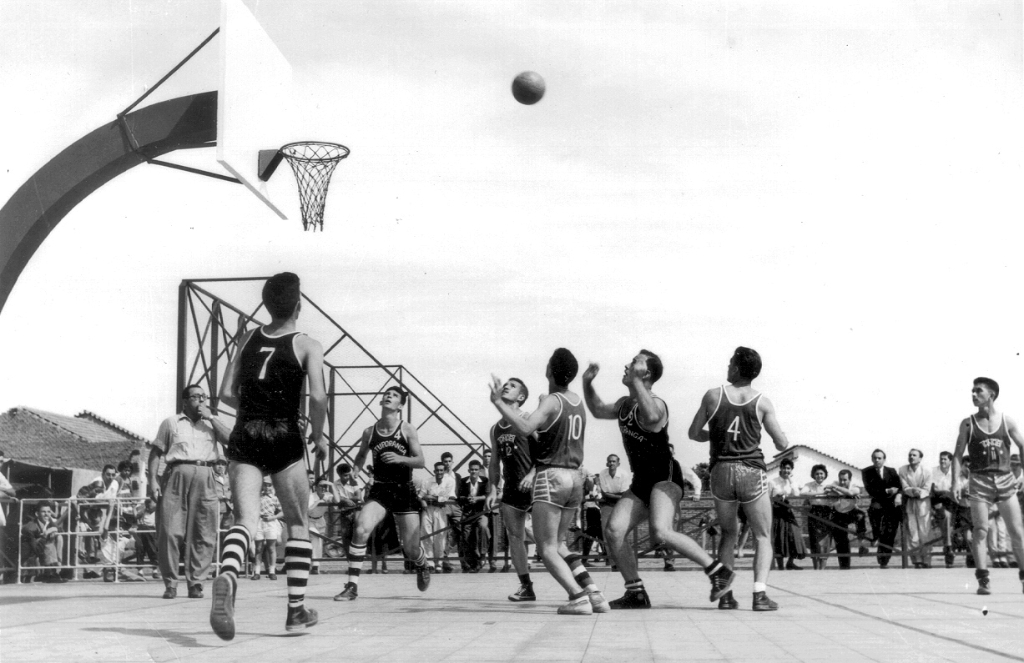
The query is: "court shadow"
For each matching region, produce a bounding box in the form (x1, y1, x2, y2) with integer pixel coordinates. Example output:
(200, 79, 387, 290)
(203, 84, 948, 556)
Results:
(81, 627, 213, 649)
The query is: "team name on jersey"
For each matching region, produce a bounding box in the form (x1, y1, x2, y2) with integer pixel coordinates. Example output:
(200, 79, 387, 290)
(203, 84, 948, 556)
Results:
(373, 438, 406, 454)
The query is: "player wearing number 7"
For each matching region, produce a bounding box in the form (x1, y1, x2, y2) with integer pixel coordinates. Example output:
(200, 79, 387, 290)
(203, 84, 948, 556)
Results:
(688, 346, 788, 612)
(209, 272, 328, 640)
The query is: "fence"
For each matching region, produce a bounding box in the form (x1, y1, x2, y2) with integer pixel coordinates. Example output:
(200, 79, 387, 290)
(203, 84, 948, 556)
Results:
(2, 493, 980, 582)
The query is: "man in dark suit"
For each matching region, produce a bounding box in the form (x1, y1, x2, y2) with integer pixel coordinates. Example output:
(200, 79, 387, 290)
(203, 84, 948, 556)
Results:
(861, 449, 902, 568)
(457, 460, 491, 572)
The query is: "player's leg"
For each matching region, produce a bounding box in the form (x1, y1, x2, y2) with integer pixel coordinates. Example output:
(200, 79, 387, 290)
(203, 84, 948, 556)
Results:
(501, 504, 535, 600)
(603, 492, 650, 608)
(395, 511, 431, 591)
(713, 497, 742, 610)
(533, 501, 589, 613)
(269, 461, 317, 630)
(334, 501, 386, 600)
(969, 496, 993, 593)
(210, 461, 263, 641)
(649, 481, 734, 602)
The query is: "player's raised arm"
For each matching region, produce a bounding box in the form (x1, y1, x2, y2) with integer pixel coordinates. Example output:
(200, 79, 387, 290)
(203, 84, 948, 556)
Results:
(219, 328, 256, 410)
(758, 396, 789, 452)
(582, 363, 618, 419)
(489, 375, 556, 436)
(632, 380, 666, 432)
(688, 389, 719, 443)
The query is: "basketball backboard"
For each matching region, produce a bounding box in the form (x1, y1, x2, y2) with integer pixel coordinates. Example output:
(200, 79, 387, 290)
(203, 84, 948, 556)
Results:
(216, 0, 292, 219)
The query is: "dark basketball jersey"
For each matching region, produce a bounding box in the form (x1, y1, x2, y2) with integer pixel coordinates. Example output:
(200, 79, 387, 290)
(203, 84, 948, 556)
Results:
(534, 393, 586, 469)
(708, 385, 766, 470)
(968, 414, 1013, 474)
(618, 399, 673, 478)
(237, 328, 305, 422)
(369, 422, 412, 484)
(492, 416, 533, 487)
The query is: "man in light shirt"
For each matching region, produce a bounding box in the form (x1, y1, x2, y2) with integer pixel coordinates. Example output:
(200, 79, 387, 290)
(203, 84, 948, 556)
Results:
(420, 462, 454, 572)
(597, 453, 631, 567)
(824, 469, 867, 569)
(930, 451, 956, 567)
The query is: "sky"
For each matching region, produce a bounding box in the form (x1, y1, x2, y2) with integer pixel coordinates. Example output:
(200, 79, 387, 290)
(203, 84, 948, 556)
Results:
(0, 1, 1022, 478)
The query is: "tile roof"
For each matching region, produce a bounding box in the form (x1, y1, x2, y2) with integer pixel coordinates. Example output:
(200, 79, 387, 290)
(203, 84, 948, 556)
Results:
(768, 444, 859, 470)
(0, 407, 147, 472)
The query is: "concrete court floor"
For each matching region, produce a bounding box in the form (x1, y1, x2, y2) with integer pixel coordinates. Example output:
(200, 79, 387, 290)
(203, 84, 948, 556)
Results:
(1, 564, 1022, 663)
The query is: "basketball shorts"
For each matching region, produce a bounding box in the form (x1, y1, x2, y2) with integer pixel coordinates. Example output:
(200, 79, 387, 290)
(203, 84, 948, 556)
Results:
(501, 485, 533, 512)
(366, 481, 421, 515)
(629, 459, 687, 506)
(532, 467, 584, 510)
(710, 461, 768, 504)
(226, 419, 304, 475)
(969, 472, 1019, 505)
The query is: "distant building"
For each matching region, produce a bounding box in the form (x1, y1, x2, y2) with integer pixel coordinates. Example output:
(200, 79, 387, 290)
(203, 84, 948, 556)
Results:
(0, 407, 149, 498)
(767, 444, 863, 487)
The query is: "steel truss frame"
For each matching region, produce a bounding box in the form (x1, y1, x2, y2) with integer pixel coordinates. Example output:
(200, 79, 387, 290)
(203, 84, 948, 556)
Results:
(176, 277, 486, 480)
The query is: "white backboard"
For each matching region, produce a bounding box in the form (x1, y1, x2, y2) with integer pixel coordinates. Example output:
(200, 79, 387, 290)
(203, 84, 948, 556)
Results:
(216, 0, 292, 219)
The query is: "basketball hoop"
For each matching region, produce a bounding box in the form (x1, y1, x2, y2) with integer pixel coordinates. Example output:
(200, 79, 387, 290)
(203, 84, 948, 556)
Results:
(279, 141, 350, 231)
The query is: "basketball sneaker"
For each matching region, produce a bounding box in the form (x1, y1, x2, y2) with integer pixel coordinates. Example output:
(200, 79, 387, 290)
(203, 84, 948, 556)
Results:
(718, 591, 739, 610)
(557, 595, 594, 615)
(708, 565, 735, 602)
(209, 575, 236, 641)
(752, 591, 779, 611)
(608, 588, 651, 610)
(588, 590, 611, 613)
(977, 577, 991, 595)
(285, 605, 318, 633)
(333, 582, 358, 601)
(416, 563, 431, 591)
(508, 584, 537, 602)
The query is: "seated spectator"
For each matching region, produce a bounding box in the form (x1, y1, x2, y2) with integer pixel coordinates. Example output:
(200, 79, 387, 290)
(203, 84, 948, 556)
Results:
(824, 469, 867, 569)
(930, 451, 957, 567)
(21, 502, 66, 583)
(899, 449, 932, 568)
(769, 458, 805, 570)
(330, 463, 363, 554)
(803, 465, 832, 570)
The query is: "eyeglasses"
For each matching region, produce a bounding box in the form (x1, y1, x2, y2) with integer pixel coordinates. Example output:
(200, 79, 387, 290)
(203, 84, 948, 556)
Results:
(188, 394, 207, 401)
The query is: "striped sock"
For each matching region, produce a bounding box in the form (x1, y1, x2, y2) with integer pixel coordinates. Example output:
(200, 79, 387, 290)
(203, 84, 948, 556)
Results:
(704, 560, 724, 576)
(284, 539, 313, 608)
(625, 578, 644, 592)
(565, 553, 596, 591)
(347, 543, 367, 585)
(409, 545, 427, 568)
(219, 526, 251, 590)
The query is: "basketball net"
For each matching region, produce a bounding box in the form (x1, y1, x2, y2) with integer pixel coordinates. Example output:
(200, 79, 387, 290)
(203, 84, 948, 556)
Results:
(280, 142, 350, 231)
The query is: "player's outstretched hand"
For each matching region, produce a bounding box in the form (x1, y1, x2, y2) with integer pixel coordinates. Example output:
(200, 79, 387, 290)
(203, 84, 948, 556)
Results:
(310, 435, 328, 464)
(488, 374, 503, 404)
(582, 363, 600, 383)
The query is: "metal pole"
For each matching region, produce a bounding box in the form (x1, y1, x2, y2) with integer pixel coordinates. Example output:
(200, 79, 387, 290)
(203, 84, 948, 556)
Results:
(176, 281, 189, 413)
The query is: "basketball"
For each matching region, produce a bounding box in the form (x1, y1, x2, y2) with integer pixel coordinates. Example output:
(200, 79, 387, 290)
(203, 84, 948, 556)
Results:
(512, 71, 545, 105)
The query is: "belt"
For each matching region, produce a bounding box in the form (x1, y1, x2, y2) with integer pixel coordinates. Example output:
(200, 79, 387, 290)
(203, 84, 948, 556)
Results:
(167, 460, 215, 469)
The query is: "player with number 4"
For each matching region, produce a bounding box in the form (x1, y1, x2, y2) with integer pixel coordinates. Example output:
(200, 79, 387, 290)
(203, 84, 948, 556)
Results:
(488, 348, 610, 616)
(689, 347, 789, 612)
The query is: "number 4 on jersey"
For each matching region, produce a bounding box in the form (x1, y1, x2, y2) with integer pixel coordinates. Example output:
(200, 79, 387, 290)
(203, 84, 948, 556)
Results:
(727, 416, 741, 442)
